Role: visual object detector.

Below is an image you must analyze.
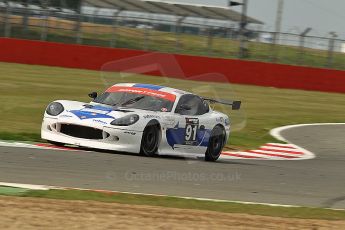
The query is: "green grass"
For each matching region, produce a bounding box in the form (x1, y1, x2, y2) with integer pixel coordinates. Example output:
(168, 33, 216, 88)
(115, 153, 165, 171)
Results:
(0, 62, 345, 148)
(0, 188, 343, 220)
(0, 132, 40, 142)
(0, 186, 29, 196)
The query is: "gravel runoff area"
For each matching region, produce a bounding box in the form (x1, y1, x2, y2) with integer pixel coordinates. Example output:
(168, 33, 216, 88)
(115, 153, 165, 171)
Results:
(1, 196, 345, 230)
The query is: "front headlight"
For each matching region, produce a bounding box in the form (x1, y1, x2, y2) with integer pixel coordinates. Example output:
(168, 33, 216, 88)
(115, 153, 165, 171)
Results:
(111, 114, 139, 126)
(46, 102, 64, 116)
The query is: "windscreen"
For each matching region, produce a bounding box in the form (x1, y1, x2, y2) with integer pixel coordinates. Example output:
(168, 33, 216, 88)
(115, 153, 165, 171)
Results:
(94, 87, 176, 112)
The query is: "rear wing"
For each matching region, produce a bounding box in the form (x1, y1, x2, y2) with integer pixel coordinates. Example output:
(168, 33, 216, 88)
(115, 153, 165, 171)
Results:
(203, 98, 242, 110)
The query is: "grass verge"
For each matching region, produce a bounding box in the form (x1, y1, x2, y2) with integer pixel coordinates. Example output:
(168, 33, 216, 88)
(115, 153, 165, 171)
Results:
(0, 132, 41, 142)
(0, 62, 345, 148)
(1, 188, 345, 220)
(0, 186, 29, 196)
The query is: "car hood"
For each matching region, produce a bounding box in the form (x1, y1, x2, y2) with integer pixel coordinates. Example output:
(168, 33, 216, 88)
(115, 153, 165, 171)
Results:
(54, 102, 162, 128)
(56, 103, 137, 125)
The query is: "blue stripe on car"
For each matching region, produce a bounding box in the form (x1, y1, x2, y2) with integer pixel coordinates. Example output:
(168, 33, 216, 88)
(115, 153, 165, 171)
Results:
(90, 105, 113, 112)
(133, 84, 165, 91)
(69, 105, 114, 120)
(69, 110, 114, 120)
(166, 128, 211, 148)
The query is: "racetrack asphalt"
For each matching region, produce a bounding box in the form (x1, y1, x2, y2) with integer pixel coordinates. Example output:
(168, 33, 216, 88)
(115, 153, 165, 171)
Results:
(0, 124, 344, 208)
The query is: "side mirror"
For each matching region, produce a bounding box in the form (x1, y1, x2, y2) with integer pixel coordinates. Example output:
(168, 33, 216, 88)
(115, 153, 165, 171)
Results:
(88, 92, 98, 99)
(232, 101, 241, 110)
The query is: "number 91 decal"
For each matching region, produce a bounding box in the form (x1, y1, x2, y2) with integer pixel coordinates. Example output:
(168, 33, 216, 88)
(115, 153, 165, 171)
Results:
(185, 118, 199, 145)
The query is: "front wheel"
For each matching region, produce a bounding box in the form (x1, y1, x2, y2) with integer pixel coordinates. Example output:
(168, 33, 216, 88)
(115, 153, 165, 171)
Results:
(140, 122, 160, 157)
(205, 126, 226, 162)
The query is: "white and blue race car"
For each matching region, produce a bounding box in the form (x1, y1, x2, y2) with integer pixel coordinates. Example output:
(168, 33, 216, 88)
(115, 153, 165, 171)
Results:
(41, 83, 241, 161)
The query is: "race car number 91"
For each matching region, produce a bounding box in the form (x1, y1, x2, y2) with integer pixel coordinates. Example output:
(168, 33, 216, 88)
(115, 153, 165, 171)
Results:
(185, 118, 199, 145)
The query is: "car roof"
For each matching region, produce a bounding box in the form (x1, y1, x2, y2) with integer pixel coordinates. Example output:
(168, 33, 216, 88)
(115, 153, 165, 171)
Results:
(111, 83, 192, 97)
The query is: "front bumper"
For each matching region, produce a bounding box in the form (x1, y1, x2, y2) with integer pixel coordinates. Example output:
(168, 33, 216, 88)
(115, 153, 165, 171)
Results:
(41, 117, 142, 153)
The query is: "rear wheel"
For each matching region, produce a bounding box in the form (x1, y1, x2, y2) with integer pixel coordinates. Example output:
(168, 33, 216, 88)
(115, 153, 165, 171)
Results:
(205, 126, 226, 162)
(47, 140, 65, 147)
(140, 122, 160, 157)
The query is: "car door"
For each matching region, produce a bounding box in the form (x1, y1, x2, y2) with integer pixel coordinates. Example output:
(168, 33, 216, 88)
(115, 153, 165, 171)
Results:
(165, 94, 211, 154)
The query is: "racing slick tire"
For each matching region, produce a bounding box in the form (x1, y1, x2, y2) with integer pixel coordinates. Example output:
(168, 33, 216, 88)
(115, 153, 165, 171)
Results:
(140, 121, 160, 157)
(47, 140, 65, 147)
(205, 125, 226, 162)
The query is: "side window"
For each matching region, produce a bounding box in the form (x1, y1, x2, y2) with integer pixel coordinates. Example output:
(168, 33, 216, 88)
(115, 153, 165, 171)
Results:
(201, 100, 210, 114)
(175, 95, 209, 116)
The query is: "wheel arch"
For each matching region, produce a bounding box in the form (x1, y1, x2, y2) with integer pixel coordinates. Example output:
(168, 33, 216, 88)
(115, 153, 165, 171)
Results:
(146, 119, 161, 127)
(145, 119, 162, 144)
(214, 123, 227, 143)
(214, 121, 230, 141)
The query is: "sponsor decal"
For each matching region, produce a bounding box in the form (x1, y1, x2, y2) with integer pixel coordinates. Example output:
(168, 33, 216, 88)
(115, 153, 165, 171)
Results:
(173, 89, 186, 95)
(106, 86, 176, 102)
(225, 118, 230, 126)
(59, 114, 73, 118)
(216, 117, 224, 123)
(93, 119, 107, 125)
(216, 117, 230, 126)
(185, 118, 199, 146)
(143, 115, 161, 119)
(124, 131, 136, 135)
(162, 116, 175, 125)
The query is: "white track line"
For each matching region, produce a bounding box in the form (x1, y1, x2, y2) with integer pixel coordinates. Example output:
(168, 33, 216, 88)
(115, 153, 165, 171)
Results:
(270, 123, 345, 160)
(0, 182, 53, 190)
(270, 123, 345, 142)
(0, 181, 300, 208)
(3, 181, 344, 210)
(0, 141, 39, 149)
